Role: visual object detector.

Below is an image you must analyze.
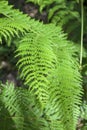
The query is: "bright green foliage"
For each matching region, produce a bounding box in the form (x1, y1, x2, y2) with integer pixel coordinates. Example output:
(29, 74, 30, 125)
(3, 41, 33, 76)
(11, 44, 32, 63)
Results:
(48, 41, 82, 130)
(16, 24, 83, 129)
(0, 1, 83, 130)
(0, 1, 30, 44)
(16, 32, 56, 108)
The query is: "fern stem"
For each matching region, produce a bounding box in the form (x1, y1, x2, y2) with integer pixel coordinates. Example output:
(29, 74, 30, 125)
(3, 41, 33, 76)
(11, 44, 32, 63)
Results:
(80, 0, 84, 66)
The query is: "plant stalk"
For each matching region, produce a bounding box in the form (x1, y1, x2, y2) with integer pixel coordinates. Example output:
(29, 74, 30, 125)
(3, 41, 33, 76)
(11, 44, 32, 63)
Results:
(80, 0, 84, 66)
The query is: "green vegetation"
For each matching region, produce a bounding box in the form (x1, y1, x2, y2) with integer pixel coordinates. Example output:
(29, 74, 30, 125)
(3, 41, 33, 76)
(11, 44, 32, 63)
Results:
(0, 0, 87, 130)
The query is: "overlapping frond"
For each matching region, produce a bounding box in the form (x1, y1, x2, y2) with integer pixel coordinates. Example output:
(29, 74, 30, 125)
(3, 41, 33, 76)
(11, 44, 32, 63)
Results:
(16, 23, 83, 129)
(47, 54, 82, 130)
(0, 1, 30, 44)
(0, 83, 49, 130)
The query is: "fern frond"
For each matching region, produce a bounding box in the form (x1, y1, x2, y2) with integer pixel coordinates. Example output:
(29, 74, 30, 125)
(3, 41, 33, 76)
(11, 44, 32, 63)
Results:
(48, 1, 81, 42)
(46, 32, 83, 130)
(16, 30, 57, 108)
(0, 1, 30, 44)
(0, 82, 49, 130)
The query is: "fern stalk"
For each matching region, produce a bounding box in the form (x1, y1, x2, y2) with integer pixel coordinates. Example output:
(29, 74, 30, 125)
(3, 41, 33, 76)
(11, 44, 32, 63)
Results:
(80, 0, 84, 66)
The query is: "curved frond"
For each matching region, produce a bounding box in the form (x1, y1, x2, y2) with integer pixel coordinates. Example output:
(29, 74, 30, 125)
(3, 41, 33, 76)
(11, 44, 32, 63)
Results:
(16, 22, 83, 130)
(45, 30, 83, 130)
(16, 30, 57, 108)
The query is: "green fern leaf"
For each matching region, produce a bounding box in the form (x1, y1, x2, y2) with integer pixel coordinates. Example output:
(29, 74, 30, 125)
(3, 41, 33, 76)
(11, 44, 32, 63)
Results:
(16, 30, 57, 108)
(0, 82, 49, 130)
(0, 1, 30, 44)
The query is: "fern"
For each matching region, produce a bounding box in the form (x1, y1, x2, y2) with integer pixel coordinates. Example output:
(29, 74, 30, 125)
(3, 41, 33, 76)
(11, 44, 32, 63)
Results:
(0, 82, 49, 130)
(0, 82, 63, 130)
(16, 24, 83, 129)
(47, 42, 82, 130)
(26, 0, 81, 41)
(16, 30, 57, 108)
(0, 1, 83, 130)
(0, 1, 30, 44)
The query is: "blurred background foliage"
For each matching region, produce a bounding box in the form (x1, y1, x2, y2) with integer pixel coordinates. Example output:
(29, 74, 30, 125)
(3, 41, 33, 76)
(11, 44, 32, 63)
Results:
(0, 0, 87, 129)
